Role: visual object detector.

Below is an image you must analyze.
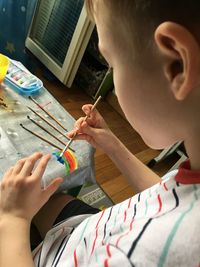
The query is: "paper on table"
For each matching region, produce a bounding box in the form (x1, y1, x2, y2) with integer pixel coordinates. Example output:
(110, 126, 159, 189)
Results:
(0, 75, 96, 190)
(0, 127, 24, 175)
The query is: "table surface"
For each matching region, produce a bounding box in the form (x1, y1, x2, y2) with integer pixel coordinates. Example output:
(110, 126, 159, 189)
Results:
(0, 84, 95, 190)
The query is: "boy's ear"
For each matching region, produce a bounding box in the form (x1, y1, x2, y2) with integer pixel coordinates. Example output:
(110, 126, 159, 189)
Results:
(154, 22, 200, 100)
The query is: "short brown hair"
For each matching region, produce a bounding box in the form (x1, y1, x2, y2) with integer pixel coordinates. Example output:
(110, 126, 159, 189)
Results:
(85, 0, 200, 45)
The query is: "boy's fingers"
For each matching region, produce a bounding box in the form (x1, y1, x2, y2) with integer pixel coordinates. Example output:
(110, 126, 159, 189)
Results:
(2, 167, 14, 180)
(12, 158, 27, 175)
(20, 153, 43, 177)
(82, 104, 93, 113)
(74, 117, 86, 130)
(80, 122, 98, 137)
(43, 177, 63, 198)
(32, 154, 51, 179)
(68, 120, 100, 140)
(67, 130, 76, 139)
(71, 133, 87, 141)
(68, 105, 102, 139)
(82, 104, 100, 117)
(67, 117, 88, 137)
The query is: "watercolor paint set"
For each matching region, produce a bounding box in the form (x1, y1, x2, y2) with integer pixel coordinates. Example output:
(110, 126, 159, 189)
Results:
(4, 60, 43, 96)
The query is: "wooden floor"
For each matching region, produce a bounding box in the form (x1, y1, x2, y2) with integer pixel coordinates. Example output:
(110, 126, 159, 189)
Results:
(37, 70, 178, 204)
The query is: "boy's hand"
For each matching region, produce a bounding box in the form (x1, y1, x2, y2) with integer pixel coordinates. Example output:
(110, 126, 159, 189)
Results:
(0, 152, 63, 223)
(68, 104, 116, 151)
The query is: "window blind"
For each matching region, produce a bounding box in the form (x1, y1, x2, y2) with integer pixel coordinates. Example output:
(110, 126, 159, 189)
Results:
(30, 0, 84, 66)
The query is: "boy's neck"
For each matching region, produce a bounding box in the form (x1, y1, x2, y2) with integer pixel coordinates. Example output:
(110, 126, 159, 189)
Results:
(184, 137, 200, 171)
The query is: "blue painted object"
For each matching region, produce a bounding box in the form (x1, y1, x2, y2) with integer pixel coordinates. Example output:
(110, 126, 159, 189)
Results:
(53, 152, 64, 165)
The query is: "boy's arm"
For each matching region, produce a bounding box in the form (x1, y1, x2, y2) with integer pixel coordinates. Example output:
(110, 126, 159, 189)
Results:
(0, 217, 34, 267)
(105, 135, 160, 193)
(69, 105, 161, 193)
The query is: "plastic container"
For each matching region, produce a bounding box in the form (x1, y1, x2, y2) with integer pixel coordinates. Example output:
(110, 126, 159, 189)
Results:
(0, 54, 9, 83)
(4, 59, 43, 96)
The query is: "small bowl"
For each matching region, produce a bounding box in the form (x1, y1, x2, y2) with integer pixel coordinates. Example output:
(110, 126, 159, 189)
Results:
(0, 54, 9, 83)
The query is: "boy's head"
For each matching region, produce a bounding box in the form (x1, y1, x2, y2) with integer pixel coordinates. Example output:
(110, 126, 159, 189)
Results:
(86, 1, 200, 150)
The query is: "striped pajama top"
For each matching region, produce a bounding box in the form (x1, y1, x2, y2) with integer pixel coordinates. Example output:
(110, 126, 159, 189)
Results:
(33, 161, 200, 266)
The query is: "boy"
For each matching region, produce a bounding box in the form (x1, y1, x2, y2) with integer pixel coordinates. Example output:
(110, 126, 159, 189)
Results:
(0, 0, 200, 266)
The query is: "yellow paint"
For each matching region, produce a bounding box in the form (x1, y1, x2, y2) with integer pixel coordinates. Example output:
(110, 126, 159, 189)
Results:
(0, 54, 9, 82)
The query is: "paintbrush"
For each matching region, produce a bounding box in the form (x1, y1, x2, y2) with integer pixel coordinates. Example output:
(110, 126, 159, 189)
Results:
(20, 124, 63, 150)
(29, 96, 68, 131)
(58, 96, 102, 160)
(27, 115, 75, 152)
(27, 106, 69, 140)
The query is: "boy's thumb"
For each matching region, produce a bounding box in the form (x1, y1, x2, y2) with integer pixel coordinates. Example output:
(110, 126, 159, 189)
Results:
(44, 177, 63, 197)
(81, 122, 98, 137)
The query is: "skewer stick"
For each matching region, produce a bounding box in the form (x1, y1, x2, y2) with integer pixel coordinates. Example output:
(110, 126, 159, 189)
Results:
(20, 124, 63, 150)
(29, 96, 68, 131)
(59, 96, 102, 158)
(27, 116, 75, 153)
(27, 106, 69, 140)
(83, 95, 102, 121)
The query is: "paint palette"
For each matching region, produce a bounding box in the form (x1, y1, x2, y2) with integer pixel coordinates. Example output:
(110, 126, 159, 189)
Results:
(4, 60, 43, 96)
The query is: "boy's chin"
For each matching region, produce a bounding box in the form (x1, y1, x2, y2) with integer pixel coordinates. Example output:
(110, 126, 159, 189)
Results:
(147, 143, 168, 150)
(142, 136, 177, 150)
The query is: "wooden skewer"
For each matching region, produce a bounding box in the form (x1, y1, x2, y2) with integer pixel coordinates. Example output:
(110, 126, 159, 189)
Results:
(83, 95, 102, 121)
(20, 124, 63, 151)
(59, 96, 102, 158)
(27, 116, 75, 152)
(27, 106, 69, 140)
(29, 96, 68, 132)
